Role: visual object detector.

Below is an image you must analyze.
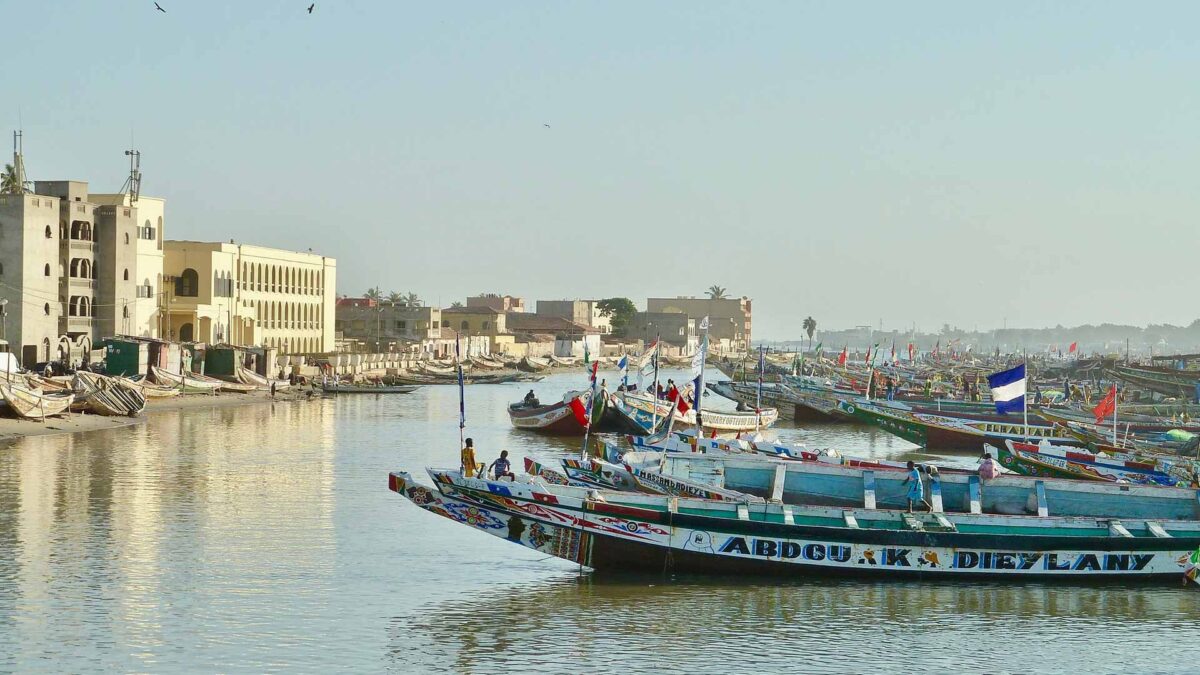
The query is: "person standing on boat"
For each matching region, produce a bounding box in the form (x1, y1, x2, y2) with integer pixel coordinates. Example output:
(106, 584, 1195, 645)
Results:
(904, 460, 930, 512)
(489, 450, 515, 481)
(461, 438, 481, 478)
(978, 452, 1001, 480)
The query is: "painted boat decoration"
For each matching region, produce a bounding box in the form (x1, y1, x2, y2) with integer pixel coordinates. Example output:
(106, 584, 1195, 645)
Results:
(522, 457, 587, 487)
(560, 457, 646, 492)
(993, 440, 1197, 487)
(0, 383, 74, 419)
(390, 469, 1200, 583)
(150, 366, 222, 393)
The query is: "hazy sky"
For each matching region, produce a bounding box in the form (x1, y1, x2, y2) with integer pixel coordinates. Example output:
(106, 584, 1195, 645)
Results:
(5, 1, 1198, 339)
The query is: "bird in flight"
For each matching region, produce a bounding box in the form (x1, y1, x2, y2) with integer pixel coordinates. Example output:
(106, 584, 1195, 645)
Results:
(308, 3, 315, 13)
(154, 2, 165, 11)
(543, 123, 551, 128)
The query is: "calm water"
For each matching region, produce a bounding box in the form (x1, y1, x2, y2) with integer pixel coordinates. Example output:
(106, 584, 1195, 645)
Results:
(0, 370, 1197, 673)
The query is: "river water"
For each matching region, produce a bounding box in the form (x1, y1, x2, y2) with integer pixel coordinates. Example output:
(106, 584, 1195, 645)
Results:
(0, 370, 1196, 673)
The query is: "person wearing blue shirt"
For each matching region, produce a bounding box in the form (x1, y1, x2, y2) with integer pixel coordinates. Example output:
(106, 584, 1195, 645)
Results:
(903, 460, 929, 513)
(490, 450, 515, 481)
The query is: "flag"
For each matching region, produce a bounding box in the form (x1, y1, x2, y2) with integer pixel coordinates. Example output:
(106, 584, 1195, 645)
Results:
(890, 341, 897, 366)
(568, 396, 590, 427)
(618, 355, 628, 385)
(1069, 342, 1078, 354)
(933, 340, 940, 358)
(863, 346, 871, 365)
(869, 342, 881, 366)
(1093, 385, 1117, 423)
(690, 334, 708, 378)
(698, 315, 710, 331)
(583, 340, 590, 364)
(986, 364, 1027, 415)
(907, 342, 915, 361)
(814, 342, 822, 356)
(838, 346, 847, 366)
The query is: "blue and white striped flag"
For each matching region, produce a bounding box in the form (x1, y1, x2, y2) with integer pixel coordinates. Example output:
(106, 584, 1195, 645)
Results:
(986, 364, 1026, 415)
(617, 355, 628, 389)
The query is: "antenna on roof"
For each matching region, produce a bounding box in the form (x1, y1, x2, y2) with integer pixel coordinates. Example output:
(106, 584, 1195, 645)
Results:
(121, 149, 142, 202)
(10, 130, 30, 193)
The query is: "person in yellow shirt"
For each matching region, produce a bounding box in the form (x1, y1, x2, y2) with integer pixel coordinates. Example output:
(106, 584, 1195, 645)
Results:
(461, 438, 480, 477)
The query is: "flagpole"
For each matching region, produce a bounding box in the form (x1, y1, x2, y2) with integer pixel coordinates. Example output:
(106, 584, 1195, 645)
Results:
(695, 320, 709, 440)
(456, 335, 466, 456)
(651, 334, 660, 430)
(1023, 349, 1030, 442)
(1113, 384, 1118, 446)
(581, 362, 598, 463)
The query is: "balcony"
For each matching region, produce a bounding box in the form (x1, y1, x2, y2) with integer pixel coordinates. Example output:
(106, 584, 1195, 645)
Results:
(66, 239, 95, 254)
(59, 316, 93, 334)
(62, 277, 97, 292)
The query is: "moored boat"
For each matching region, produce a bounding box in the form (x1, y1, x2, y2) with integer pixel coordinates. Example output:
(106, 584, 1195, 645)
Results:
(0, 383, 74, 419)
(151, 366, 222, 394)
(507, 391, 590, 435)
(321, 382, 419, 394)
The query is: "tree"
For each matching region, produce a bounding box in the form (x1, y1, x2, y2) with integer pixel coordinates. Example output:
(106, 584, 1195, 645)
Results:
(387, 291, 404, 303)
(803, 316, 817, 350)
(364, 286, 383, 301)
(707, 285, 728, 300)
(0, 164, 20, 194)
(450, 301, 464, 308)
(406, 292, 421, 307)
(597, 297, 637, 337)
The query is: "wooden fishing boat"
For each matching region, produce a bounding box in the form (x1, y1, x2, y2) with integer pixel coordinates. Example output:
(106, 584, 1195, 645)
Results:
(150, 366, 222, 394)
(993, 440, 1196, 487)
(321, 382, 419, 394)
(548, 355, 578, 367)
(234, 367, 290, 391)
(517, 356, 551, 373)
(1108, 364, 1199, 399)
(390, 468, 1200, 583)
(419, 362, 463, 377)
(622, 392, 779, 432)
(124, 375, 181, 398)
(74, 372, 146, 416)
(507, 391, 590, 435)
(467, 356, 505, 370)
(836, 400, 1078, 451)
(0, 383, 74, 419)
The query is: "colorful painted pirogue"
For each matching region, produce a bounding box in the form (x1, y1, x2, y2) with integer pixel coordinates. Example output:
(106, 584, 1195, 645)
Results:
(992, 440, 1198, 487)
(837, 400, 1079, 451)
(390, 467, 1200, 583)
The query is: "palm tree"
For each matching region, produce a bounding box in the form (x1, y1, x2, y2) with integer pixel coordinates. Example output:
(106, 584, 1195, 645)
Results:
(364, 286, 383, 301)
(707, 285, 728, 300)
(387, 291, 404, 304)
(405, 292, 421, 307)
(450, 301, 464, 308)
(1, 164, 20, 194)
(803, 316, 817, 350)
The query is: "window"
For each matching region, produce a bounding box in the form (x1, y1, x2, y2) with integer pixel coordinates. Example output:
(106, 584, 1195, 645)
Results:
(122, 306, 129, 318)
(123, 268, 129, 281)
(44, 263, 50, 277)
(460, 321, 469, 330)
(124, 233, 130, 245)
(44, 225, 51, 238)
(395, 320, 407, 331)
(482, 321, 490, 330)
(441, 320, 449, 328)
(176, 268, 199, 297)
(43, 303, 49, 315)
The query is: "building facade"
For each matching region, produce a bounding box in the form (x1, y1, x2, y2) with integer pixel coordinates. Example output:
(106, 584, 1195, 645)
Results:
(466, 294, 525, 313)
(536, 299, 611, 334)
(335, 298, 442, 348)
(92, 193, 164, 339)
(646, 296, 751, 351)
(164, 241, 336, 353)
(627, 311, 697, 351)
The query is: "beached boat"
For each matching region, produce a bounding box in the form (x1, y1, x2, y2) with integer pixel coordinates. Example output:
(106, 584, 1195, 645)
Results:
(321, 382, 419, 394)
(390, 468, 1200, 583)
(507, 391, 590, 435)
(234, 367, 290, 391)
(517, 356, 550, 373)
(0, 383, 74, 419)
(124, 374, 181, 398)
(151, 366, 222, 394)
(74, 372, 146, 416)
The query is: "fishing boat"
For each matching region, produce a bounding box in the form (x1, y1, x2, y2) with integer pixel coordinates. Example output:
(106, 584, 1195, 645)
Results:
(992, 440, 1197, 487)
(622, 392, 779, 433)
(123, 374, 181, 398)
(150, 366, 222, 394)
(321, 382, 419, 394)
(837, 400, 1078, 451)
(0, 383, 74, 419)
(1108, 364, 1199, 399)
(389, 468, 1200, 583)
(74, 372, 146, 416)
(517, 356, 551, 373)
(507, 391, 590, 435)
(234, 367, 290, 391)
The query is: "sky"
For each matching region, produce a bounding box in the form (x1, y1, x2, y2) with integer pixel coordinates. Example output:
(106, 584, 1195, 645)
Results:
(3, 1, 1198, 339)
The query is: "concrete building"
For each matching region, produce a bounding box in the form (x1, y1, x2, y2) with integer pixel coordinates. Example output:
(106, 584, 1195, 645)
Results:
(440, 305, 513, 354)
(467, 293, 525, 313)
(536, 299, 611, 334)
(647, 296, 752, 351)
(627, 311, 698, 352)
(92, 193, 164, 339)
(507, 313, 602, 358)
(335, 298, 442, 350)
(164, 241, 336, 353)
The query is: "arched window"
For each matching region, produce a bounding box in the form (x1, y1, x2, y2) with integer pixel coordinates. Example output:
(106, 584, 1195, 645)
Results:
(44, 263, 50, 277)
(460, 321, 469, 330)
(123, 268, 129, 281)
(43, 303, 50, 315)
(123, 305, 129, 319)
(179, 322, 194, 342)
(176, 268, 199, 297)
(45, 225, 52, 239)
(482, 321, 490, 330)
(124, 232, 130, 245)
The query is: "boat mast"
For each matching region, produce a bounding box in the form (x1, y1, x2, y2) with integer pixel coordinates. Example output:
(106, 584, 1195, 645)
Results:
(694, 318, 709, 440)
(1023, 349, 1030, 442)
(456, 335, 465, 455)
(650, 334, 660, 430)
(755, 344, 763, 433)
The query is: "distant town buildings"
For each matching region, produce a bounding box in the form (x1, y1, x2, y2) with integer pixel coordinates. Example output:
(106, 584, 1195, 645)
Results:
(535, 299, 611, 334)
(646, 296, 751, 353)
(466, 293, 525, 313)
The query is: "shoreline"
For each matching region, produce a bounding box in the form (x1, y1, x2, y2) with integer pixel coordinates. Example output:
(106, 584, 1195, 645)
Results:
(0, 388, 320, 445)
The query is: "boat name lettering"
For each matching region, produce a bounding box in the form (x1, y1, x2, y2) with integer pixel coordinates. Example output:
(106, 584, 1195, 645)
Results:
(952, 551, 1154, 572)
(717, 537, 852, 563)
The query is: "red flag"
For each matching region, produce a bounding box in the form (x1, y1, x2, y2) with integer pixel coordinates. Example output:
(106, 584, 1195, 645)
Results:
(933, 340, 940, 358)
(907, 343, 915, 361)
(1093, 385, 1117, 424)
(568, 396, 590, 427)
(1069, 342, 1078, 354)
(863, 347, 871, 365)
(837, 346, 847, 366)
(676, 394, 690, 415)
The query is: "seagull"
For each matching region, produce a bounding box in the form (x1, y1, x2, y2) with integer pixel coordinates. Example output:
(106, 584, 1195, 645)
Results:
(307, 3, 315, 13)
(543, 123, 550, 128)
(154, 2, 165, 11)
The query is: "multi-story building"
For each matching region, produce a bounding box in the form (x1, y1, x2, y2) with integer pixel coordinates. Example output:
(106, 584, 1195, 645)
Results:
(335, 298, 442, 348)
(536, 299, 610, 334)
(0, 179, 152, 366)
(626, 312, 697, 352)
(646, 296, 752, 351)
(466, 293, 525, 313)
(163, 241, 336, 353)
(91, 193, 164, 339)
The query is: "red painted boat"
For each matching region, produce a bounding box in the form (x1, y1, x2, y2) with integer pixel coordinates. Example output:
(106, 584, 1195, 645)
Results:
(507, 391, 589, 435)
